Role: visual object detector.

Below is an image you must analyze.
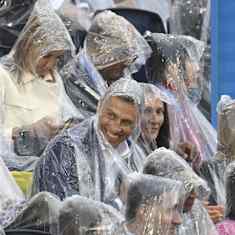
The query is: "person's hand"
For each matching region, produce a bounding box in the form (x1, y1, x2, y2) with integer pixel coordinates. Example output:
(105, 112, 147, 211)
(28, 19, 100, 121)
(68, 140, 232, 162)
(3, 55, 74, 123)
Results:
(31, 116, 63, 140)
(175, 142, 199, 162)
(203, 201, 224, 224)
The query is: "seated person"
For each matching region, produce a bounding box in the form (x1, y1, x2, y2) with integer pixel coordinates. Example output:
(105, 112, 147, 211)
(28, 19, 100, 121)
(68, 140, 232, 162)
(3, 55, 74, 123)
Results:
(58, 195, 128, 235)
(143, 147, 219, 234)
(0, 154, 60, 234)
(145, 32, 216, 168)
(138, 83, 198, 162)
(0, 0, 79, 174)
(198, 95, 235, 206)
(125, 173, 185, 235)
(61, 10, 152, 118)
(32, 78, 145, 207)
(217, 162, 235, 235)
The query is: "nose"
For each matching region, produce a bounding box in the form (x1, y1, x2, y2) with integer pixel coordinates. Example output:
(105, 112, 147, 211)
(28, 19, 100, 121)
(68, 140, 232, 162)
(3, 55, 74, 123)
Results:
(171, 210, 182, 225)
(110, 119, 124, 135)
(149, 112, 161, 125)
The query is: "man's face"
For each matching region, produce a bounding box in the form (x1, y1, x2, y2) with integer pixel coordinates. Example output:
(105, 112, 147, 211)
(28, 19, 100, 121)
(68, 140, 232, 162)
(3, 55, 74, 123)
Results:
(99, 96, 138, 147)
(141, 98, 165, 142)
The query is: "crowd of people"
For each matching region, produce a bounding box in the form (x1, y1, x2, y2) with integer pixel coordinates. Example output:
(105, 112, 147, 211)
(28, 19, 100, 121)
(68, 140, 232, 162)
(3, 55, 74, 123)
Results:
(0, 0, 234, 235)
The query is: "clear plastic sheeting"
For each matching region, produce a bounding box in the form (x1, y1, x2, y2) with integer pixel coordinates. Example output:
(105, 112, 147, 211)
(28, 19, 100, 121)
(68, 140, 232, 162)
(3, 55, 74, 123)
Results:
(0, 0, 81, 171)
(125, 173, 186, 235)
(216, 163, 235, 235)
(146, 33, 204, 104)
(0, 0, 36, 57)
(61, 50, 107, 119)
(57, 195, 128, 235)
(6, 192, 61, 235)
(138, 83, 176, 156)
(145, 32, 216, 165)
(32, 78, 145, 206)
(84, 10, 152, 81)
(1, 0, 75, 80)
(142, 83, 175, 106)
(170, 0, 209, 40)
(167, 97, 217, 166)
(0, 228, 5, 235)
(143, 147, 210, 200)
(216, 95, 235, 161)
(178, 199, 218, 235)
(143, 148, 218, 235)
(224, 162, 235, 219)
(0, 158, 25, 228)
(198, 96, 235, 205)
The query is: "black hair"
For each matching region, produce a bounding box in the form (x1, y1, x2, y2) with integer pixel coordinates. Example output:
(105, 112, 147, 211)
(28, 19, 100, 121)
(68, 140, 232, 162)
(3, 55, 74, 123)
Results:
(156, 102, 170, 148)
(125, 174, 177, 222)
(145, 36, 190, 84)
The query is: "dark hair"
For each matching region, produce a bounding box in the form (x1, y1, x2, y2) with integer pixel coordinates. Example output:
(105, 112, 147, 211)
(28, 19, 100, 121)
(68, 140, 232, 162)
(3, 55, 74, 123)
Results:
(156, 102, 170, 148)
(125, 174, 177, 222)
(146, 36, 190, 84)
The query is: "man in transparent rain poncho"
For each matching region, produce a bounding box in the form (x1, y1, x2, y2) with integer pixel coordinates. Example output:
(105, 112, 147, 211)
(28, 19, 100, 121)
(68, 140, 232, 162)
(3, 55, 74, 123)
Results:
(0, 0, 80, 178)
(0, 160, 126, 234)
(32, 78, 145, 209)
(57, 195, 128, 235)
(143, 147, 218, 235)
(125, 173, 186, 235)
(61, 9, 151, 118)
(6, 174, 186, 235)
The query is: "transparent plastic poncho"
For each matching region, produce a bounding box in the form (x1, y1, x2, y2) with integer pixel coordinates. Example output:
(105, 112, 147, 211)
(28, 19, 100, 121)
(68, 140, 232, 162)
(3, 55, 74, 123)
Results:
(142, 148, 218, 235)
(138, 83, 176, 156)
(0, 0, 36, 57)
(125, 173, 186, 235)
(145, 32, 216, 166)
(199, 95, 235, 205)
(56, 195, 128, 235)
(143, 147, 210, 200)
(32, 78, 145, 207)
(170, 0, 209, 40)
(5, 192, 61, 235)
(5, 193, 126, 234)
(60, 50, 108, 119)
(0, 158, 25, 228)
(224, 162, 235, 220)
(178, 199, 218, 235)
(0, 0, 81, 171)
(84, 10, 152, 76)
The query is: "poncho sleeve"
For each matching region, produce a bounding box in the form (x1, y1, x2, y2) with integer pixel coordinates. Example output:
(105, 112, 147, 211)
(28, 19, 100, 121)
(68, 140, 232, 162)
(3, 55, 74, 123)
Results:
(32, 135, 79, 200)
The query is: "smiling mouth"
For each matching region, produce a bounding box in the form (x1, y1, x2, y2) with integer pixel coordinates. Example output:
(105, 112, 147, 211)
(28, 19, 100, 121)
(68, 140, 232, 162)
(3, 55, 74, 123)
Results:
(106, 131, 122, 141)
